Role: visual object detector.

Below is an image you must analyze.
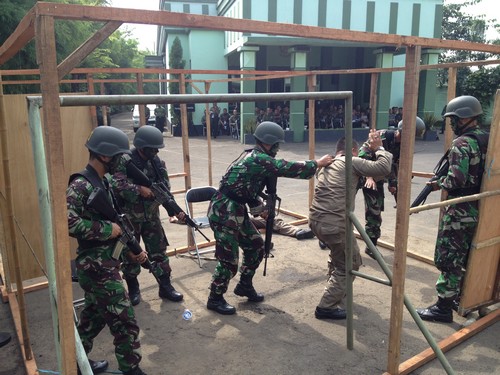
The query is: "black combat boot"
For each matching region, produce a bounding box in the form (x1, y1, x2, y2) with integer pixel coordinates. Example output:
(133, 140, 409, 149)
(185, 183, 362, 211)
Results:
(364, 237, 378, 259)
(416, 297, 454, 323)
(125, 277, 141, 306)
(234, 274, 264, 302)
(207, 292, 236, 315)
(158, 274, 183, 302)
(77, 359, 109, 375)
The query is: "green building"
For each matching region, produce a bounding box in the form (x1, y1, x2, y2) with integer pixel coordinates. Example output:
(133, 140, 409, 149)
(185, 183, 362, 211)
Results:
(157, 0, 445, 141)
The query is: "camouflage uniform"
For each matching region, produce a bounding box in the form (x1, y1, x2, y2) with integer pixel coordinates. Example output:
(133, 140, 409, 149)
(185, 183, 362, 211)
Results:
(358, 129, 400, 245)
(111, 149, 173, 281)
(434, 128, 488, 299)
(208, 147, 318, 295)
(67, 169, 141, 374)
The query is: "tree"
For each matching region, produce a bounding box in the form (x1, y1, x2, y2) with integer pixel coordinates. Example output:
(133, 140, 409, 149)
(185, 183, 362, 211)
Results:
(168, 36, 186, 123)
(438, 1, 500, 122)
(1, 0, 147, 98)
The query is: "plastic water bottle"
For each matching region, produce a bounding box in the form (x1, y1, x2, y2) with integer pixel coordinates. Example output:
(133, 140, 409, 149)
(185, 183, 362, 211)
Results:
(182, 309, 192, 321)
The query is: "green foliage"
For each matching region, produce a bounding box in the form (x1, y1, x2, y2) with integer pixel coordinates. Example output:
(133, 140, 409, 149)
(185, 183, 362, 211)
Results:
(1, 0, 147, 99)
(243, 117, 258, 134)
(168, 37, 186, 122)
(438, 0, 499, 96)
(422, 113, 439, 131)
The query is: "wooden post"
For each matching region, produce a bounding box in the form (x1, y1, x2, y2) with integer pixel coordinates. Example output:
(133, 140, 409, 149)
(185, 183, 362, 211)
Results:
(87, 74, 97, 128)
(205, 82, 213, 186)
(307, 74, 316, 206)
(100, 82, 108, 126)
(137, 73, 145, 126)
(369, 72, 378, 129)
(179, 74, 193, 245)
(386, 45, 421, 374)
(35, 15, 76, 375)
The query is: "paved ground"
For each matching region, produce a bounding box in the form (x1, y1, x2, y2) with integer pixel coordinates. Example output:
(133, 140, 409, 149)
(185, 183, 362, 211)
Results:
(0, 113, 498, 375)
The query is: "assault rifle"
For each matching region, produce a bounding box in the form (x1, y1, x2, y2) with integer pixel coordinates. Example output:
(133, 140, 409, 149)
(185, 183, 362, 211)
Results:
(125, 161, 210, 242)
(87, 187, 153, 271)
(410, 151, 449, 208)
(263, 176, 281, 276)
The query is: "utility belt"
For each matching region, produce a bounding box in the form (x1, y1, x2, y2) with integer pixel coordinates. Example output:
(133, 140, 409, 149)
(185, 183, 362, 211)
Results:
(219, 185, 249, 205)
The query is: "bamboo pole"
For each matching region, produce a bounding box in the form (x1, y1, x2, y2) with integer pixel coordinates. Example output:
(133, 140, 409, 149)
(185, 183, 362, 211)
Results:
(410, 190, 500, 215)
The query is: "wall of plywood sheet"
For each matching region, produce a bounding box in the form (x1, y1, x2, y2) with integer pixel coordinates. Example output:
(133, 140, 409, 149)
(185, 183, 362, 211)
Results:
(0, 94, 92, 283)
(461, 90, 500, 312)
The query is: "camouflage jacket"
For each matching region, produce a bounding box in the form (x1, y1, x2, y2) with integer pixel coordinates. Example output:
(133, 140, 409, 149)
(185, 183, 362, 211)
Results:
(359, 129, 400, 187)
(67, 166, 116, 254)
(110, 149, 172, 222)
(438, 128, 489, 198)
(208, 147, 317, 228)
(154, 106, 167, 118)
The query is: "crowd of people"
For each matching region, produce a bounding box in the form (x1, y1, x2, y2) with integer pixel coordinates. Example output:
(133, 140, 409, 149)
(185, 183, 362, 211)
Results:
(65, 95, 487, 374)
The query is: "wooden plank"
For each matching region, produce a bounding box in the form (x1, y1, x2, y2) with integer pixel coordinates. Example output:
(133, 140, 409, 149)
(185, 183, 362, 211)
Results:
(7, 292, 38, 375)
(0, 8, 36, 65)
(386, 308, 500, 375)
(35, 14, 76, 375)
(461, 90, 500, 311)
(387, 45, 421, 374)
(33, 3, 500, 54)
(58, 21, 122, 80)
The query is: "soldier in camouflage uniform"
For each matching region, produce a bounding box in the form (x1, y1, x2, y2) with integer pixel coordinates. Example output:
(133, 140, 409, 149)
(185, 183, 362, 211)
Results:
(358, 116, 425, 259)
(206, 121, 334, 315)
(67, 126, 148, 375)
(154, 105, 167, 133)
(111, 125, 184, 306)
(417, 96, 489, 323)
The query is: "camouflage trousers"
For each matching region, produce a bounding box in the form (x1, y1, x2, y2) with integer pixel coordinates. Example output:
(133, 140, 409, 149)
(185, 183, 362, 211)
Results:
(209, 215, 264, 295)
(76, 248, 141, 373)
(122, 216, 171, 280)
(434, 203, 478, 299)
(362, 181, 385, 241)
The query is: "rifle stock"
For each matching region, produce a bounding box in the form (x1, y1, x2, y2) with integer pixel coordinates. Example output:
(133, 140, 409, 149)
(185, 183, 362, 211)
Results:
(125, 160, 210, 242)
(87, 187, 152, 270)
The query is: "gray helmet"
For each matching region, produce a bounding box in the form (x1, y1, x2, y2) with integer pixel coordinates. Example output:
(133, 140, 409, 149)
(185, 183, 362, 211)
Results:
(133, 125, 165, 149)
(443, 95, 483, 119)
(85, 126, 130, 157)
(253, 121, 285, 144)
(398, 116, 425, 136)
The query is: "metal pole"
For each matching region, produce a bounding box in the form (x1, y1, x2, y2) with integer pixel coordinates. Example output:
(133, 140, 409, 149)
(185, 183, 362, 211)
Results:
(27, 99, 92, 375)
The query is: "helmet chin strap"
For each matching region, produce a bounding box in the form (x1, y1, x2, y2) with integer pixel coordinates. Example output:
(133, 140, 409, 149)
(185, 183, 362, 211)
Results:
(454, 118, 476, 136)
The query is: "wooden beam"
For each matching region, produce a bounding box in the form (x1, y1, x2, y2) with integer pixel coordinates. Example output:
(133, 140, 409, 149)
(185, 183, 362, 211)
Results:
(35, 14, 76, 375)
(32, 2, 500, 54)
(387, 45, 421, 374)
(8, 292, 38, 375)
(58, 21, 122, 80)
(385, 309, 500, 375)
(0, 8, 36, 65)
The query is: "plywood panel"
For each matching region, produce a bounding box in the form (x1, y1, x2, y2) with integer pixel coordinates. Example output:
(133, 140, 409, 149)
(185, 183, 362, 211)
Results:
(1, 94, 91, 282)
(461, 90, 500, 311)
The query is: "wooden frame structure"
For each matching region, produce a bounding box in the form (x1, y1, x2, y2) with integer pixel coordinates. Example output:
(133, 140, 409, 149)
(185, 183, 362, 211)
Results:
(1, 3, 500, 375)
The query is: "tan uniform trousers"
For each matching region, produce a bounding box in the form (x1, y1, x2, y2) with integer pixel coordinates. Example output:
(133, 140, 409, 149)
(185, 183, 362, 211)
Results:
(309, 218, 362, 309)
(251, 216, 299, 237)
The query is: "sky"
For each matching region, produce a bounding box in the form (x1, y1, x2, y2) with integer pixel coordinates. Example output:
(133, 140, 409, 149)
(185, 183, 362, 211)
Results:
(110, 0, 499, 51)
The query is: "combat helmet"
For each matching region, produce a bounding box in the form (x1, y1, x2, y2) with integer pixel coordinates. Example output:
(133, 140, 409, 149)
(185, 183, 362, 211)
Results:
(253, 121, 285, 144)
(397, 116, 425, 136)
(85, 126, 130, 156)
(443, 95, 483, 119)
(133, 125, 165, 149)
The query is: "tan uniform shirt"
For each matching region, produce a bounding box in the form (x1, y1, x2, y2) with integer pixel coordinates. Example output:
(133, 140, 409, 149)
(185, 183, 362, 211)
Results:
(309, 150, 392, 234)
